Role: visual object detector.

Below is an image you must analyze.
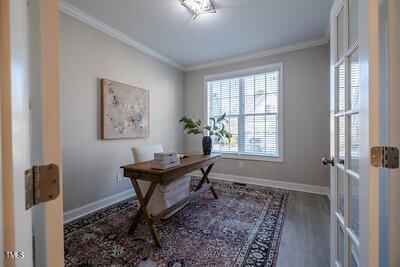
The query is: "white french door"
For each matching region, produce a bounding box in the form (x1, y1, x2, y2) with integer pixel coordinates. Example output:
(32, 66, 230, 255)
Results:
(1, 0, 64, 266)
(330, 0, 400, 266)
(330, 0, 361, 266)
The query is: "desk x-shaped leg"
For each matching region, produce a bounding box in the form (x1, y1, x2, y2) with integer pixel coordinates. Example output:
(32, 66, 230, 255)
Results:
(128, 163, 218, 247)
(128, 178, 161, 247)
(195, 163, 218, 199)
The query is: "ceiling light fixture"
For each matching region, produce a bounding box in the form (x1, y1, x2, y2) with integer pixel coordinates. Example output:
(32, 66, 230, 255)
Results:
(182, 0, 216, 20)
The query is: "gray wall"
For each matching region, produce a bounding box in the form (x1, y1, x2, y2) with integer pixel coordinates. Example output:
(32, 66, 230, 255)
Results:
(184, 45, 330, 187)
(60, 11, 330, 213)
(60, 13, 185, 212)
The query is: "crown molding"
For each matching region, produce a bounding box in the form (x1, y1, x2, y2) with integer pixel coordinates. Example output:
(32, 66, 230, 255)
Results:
(184, 37, 330, 72)
(59, 0, 329, 73)
(58, 0, 184, 70)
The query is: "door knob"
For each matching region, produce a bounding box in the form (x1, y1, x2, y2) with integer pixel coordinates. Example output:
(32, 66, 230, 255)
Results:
(322, 157, 334, 166)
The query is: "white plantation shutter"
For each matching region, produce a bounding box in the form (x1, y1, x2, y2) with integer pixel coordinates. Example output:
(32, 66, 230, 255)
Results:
(206, 65, 282, 158)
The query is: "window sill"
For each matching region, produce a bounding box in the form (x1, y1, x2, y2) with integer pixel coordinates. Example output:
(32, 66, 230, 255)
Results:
(218, 153, 283, 163)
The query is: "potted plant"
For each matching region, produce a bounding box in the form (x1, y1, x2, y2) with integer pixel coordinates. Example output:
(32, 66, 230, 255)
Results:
(179, 113, 232, 155)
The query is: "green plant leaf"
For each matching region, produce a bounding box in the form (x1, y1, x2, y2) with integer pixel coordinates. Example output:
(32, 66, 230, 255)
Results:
(214, 132, 222, 141)
(187, 128, 202, 135)
(180, 113, 232, 142)
(179, 117, 188, 123)
(216, 113, 226, 122)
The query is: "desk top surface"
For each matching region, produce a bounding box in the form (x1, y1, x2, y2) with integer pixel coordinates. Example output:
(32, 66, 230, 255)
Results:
(121, 153, 221, 176)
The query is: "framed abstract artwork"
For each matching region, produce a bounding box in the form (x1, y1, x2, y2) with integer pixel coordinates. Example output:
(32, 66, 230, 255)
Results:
(101, 79, 149, 139)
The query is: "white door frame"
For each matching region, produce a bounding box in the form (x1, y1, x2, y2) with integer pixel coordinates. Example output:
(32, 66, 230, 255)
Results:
(387, 0, 400, 265)
(38, 1, 65, 265)
(0, 2, 5, 264)
(358, 0, 380, 266)
(1, 0, 64, 266)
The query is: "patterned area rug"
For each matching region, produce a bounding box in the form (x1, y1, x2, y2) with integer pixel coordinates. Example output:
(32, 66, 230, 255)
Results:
(64, 181, 288, 267)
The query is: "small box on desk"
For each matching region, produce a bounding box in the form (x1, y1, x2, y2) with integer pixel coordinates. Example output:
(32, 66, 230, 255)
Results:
(151, 152, 180, 169)
(154, 152, 178, 160)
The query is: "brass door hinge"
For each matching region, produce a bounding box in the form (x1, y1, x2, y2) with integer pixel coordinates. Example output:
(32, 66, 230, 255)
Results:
(25, 164, 60, 210)
(371, 146, 399, 169)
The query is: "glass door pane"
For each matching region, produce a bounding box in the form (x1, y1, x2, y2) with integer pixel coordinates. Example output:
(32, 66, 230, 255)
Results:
(337, 116, 345, 165)
(338, 225, 345, 266)
(350, 50, 360, 110)
(337, 169, 345, 217)
(337, 63, 346, 112)
(349, 0, 359, 47)
(349, 114, 360, 172)
(337, 8, 345, 59)
(349, 176, 360, 237)
(349, 240, 360, 267)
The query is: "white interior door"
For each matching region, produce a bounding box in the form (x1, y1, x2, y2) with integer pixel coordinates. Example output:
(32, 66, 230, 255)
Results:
(1, 0, 34, 266)
(1, 0, 64, 266)
(329, 0, 361, 266)
(330, 0, 400, 266)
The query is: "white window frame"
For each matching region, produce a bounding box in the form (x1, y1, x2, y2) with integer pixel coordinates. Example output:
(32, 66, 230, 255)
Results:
(204, 63, 284, 162)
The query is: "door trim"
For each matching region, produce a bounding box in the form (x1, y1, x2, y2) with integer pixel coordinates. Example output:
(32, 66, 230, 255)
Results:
(0, 1, 11, 266)
(39, 1, 64, 266)
(387, 0, 400, 265)
(358, 0, 380, 266)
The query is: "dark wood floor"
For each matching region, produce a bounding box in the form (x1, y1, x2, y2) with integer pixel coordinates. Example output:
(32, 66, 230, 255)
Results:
(277, 191, 330, 267)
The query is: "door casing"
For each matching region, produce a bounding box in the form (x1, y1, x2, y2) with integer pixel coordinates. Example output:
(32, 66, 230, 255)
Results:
(1, 0, 64, 266)
(358, 0, 380, 265)
(386, 0, 400, 265)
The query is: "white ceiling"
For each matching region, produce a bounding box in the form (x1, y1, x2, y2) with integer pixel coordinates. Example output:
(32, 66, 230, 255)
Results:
(61, 0, 332, 69)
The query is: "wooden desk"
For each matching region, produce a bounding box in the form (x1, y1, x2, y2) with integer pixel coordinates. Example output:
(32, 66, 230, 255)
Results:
(121, 153, 221, 247)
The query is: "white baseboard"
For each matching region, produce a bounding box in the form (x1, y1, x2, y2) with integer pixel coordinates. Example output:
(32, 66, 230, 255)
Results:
(63, 189, 135, 224)
(190, 171, 330, 197)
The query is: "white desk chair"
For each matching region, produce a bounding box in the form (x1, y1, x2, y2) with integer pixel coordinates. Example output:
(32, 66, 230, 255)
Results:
(131, 144, 190, 218)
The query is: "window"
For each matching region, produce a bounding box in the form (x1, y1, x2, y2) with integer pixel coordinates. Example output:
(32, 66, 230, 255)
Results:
(206, 64, 283, 161)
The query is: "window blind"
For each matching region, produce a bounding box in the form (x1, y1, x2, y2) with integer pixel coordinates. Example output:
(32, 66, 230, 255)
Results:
(207, 68, 281, 157)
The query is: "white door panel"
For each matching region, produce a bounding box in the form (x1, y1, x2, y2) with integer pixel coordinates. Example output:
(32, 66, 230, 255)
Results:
(9, 0, 34, 265)
(386, 0, 400, 265)
(1, 0, 63, 266)
(331, 0, 400, 266)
